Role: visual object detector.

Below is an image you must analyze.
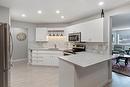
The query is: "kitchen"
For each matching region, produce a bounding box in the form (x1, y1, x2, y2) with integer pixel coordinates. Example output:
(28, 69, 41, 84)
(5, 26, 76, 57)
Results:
(8, 17, 108, 87)
(26, 18, 106, 67)
(11, 17, 110, 87)
(1, 0, 130, 87)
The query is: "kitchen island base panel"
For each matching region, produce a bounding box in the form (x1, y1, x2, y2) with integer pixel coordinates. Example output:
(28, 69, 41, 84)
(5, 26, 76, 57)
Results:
(59, 59, 112, 87)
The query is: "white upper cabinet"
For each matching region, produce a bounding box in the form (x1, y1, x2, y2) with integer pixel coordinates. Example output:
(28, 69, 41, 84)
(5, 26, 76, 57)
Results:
(36, 28, 48, 41)
(65, 18, 104, 42)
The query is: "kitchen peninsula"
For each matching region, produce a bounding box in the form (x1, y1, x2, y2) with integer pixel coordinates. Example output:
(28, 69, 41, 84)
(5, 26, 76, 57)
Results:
(58, 52, 112, 87)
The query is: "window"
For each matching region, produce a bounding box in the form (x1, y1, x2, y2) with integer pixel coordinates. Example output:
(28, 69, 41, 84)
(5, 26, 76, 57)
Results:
(112, 29, 130, 45)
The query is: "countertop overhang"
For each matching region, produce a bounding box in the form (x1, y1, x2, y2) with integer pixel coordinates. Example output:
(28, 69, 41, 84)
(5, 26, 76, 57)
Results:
(58, 52, 113, 67)
(28, 48, 65, 51)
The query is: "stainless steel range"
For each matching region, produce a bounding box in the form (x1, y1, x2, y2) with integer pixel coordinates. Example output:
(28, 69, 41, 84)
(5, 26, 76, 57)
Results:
(64, 42, 86, 56)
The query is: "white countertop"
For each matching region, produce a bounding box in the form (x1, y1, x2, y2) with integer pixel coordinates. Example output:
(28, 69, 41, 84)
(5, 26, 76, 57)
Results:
(28, 47, 65, 51)
(58, 52, 112, 67)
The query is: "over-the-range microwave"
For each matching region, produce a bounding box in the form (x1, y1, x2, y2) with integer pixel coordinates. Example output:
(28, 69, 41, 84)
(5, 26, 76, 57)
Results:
(68, 32, 81, 42)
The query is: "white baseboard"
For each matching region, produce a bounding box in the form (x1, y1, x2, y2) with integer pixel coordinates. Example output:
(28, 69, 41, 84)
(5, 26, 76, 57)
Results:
(12, 58, 27, 63)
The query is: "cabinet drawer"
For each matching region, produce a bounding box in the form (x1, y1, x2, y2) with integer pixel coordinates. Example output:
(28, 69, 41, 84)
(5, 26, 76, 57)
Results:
(37, 60, 44, 65)
(32, 54, 38, 57)
(32, 50, 38, 53)
(32, 60, 38, 65)
(31, 50, 62, 66)
(32, 58, 38, 60)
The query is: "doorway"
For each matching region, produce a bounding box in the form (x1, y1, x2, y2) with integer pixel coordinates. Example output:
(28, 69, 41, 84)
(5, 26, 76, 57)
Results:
(111, 13, 130, 76)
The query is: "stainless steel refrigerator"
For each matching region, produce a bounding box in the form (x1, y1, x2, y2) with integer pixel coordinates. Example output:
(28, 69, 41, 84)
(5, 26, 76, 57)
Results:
(0, 23, 13, 87)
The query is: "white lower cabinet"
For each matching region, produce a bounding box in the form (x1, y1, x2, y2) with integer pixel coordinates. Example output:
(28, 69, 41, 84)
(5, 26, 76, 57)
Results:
(31, 50, 63, 66)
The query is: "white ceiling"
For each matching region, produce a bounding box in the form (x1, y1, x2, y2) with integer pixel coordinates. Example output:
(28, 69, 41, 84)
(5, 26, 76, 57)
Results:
(112, 13, 130, 28)
(0, 0, 130, 23)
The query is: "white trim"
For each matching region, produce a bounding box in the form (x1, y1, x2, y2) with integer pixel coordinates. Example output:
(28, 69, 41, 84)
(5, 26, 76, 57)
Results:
(112, 28, 130, 31)
(12, 58, 27, 63)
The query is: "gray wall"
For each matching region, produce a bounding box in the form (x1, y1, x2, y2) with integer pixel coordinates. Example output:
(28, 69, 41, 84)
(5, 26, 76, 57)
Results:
(112, 14, 130, 28)
(11, 20, 37, 48)
(11, 28, 28, 61)
(112, 19, 130, 29)
(0, 6, 10, 23)
(11, 20, 37, 61)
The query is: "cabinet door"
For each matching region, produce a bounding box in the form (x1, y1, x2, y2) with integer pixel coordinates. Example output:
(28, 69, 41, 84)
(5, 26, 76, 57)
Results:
(31, 51, 63, 66)
(85, 18, 104, 42)
(36, 28, 48, 41)
(65, 26, 74, 41)
(65, 18, 104, 42)
(65, 25, 80, 41)
(72, 18, 104, 42)
(71, 23, 87, 42)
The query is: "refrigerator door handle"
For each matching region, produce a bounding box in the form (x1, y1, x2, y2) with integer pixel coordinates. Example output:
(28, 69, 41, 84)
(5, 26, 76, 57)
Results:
(10, 32, 13, 59)
(9, 32, 14, 69)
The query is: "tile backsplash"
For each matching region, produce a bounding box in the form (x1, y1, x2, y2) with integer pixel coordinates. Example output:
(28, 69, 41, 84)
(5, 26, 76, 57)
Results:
(85, 42, 108, 54)
(66, 42, 108, 54)
(42, 36, 67, 49)
(33, 37, 108, 54)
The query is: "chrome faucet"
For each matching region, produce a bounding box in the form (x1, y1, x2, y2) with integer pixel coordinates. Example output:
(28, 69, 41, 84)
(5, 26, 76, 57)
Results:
(54, 44, 57, 48)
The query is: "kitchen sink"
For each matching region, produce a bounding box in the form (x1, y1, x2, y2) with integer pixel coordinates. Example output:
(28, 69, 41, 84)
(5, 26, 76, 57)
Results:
(48, 48, 59, 51)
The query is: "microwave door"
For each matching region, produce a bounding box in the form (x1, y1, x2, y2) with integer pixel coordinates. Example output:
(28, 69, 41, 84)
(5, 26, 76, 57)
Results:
(68, 32, 81, 42)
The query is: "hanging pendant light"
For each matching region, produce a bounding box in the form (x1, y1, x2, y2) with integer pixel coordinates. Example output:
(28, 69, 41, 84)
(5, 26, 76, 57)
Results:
(101, 9, 104, 18)
(60, 32, 63, 36)
(49, 31, 51, 36)
(56, 32, 59, 36)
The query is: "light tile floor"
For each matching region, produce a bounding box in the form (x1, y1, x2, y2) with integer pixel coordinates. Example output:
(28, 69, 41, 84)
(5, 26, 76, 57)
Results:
(11, 61, 130, 87)
(11, 62, 59, 87)
(106, 72, 130, 87)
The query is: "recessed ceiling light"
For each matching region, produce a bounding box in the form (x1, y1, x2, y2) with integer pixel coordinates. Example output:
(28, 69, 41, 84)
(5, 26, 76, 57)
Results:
(37, 10, 42, 14)
(21, 14, 26, 17)
(56, 10, 60, 14)
(61, 16, 65, 19)
(98, 1, 104, 6)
